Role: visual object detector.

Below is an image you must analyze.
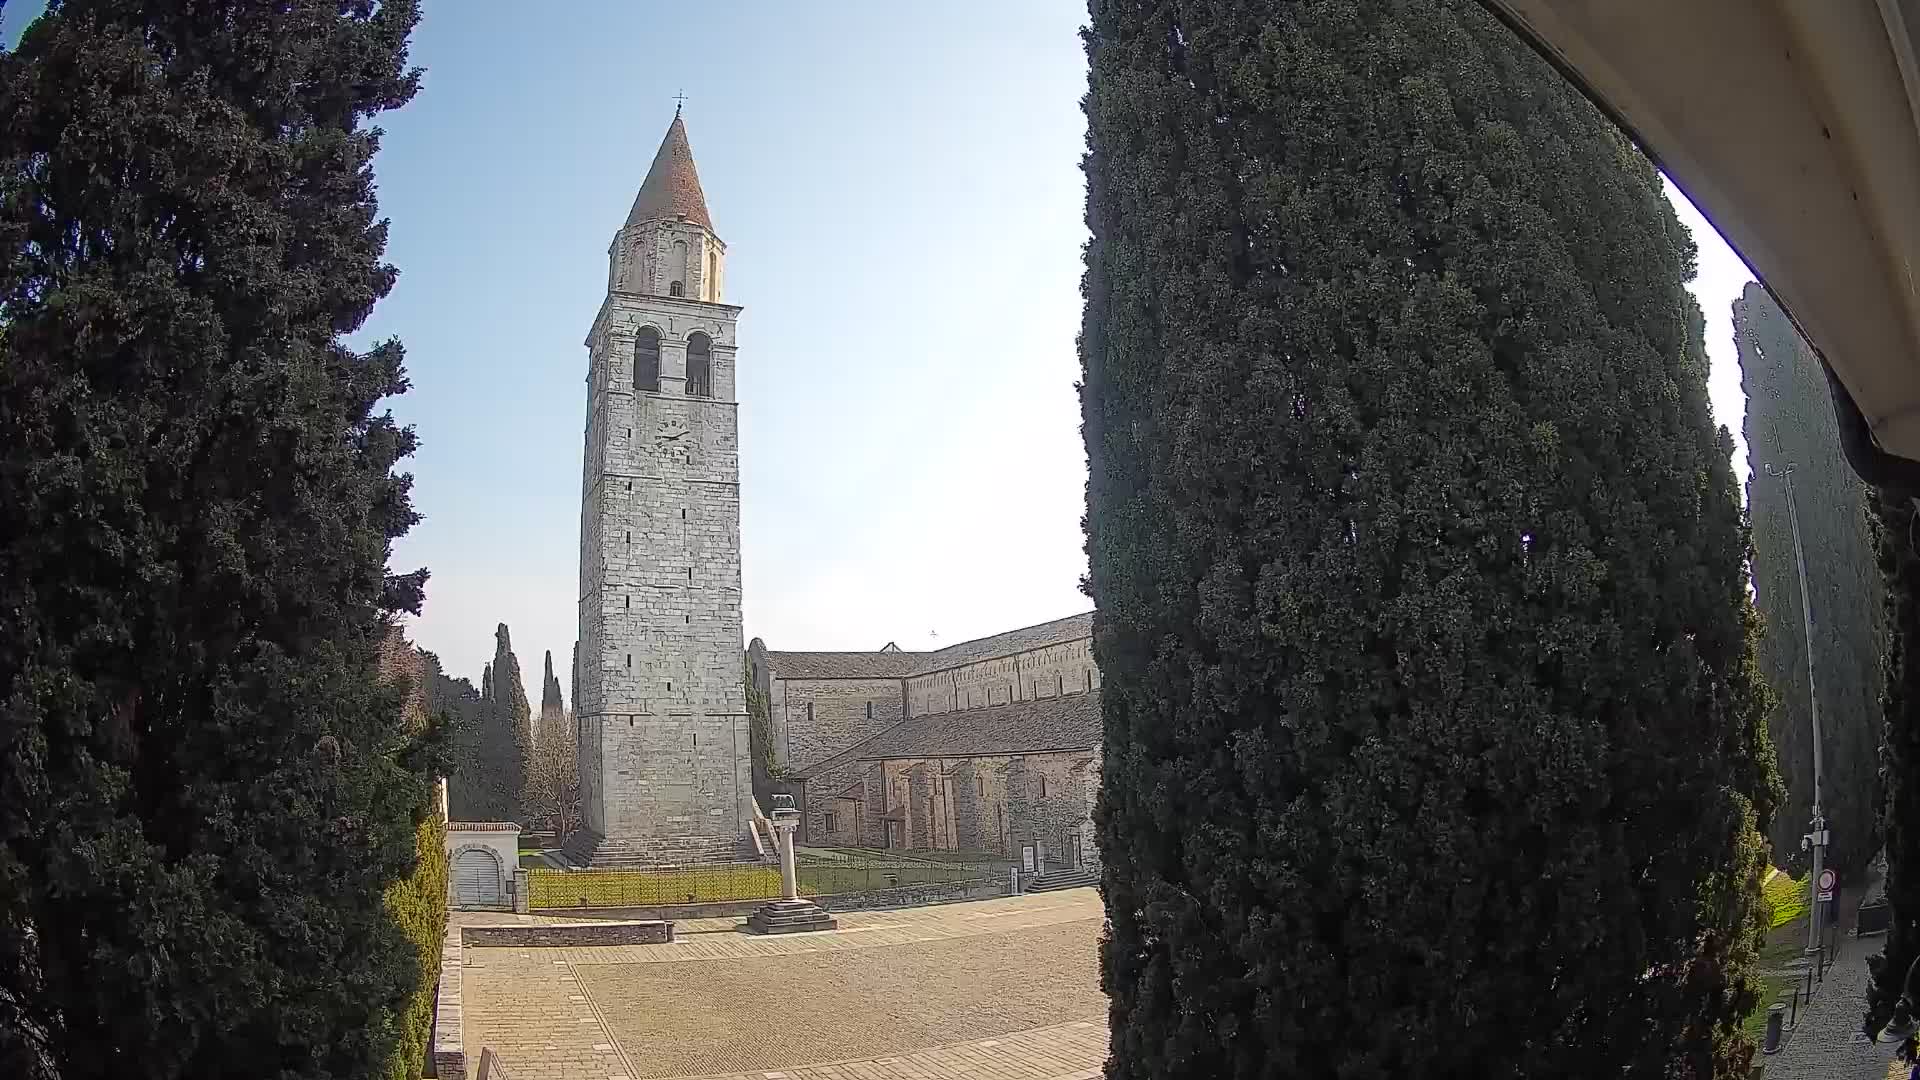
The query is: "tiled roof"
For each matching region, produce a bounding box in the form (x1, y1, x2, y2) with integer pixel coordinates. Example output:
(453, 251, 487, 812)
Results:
(855, 691, 1101, 761)
(626, 114, 713, 231)
(763, 611, 1094, 682)
(762, 651, 924, 680)
(915, 612, 1093, 674)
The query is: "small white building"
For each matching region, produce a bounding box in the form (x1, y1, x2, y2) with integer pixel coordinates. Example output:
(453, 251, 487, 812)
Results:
(446, 822, 520, 910)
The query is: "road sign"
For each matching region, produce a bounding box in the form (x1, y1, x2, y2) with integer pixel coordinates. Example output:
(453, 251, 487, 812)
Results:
(1818, 868, 1837, 902)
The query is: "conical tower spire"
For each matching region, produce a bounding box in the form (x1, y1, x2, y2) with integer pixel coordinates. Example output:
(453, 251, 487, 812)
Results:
(626, 114, 713, 232)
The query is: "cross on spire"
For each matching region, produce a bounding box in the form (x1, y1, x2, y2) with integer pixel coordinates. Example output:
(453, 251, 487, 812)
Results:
(673, 89, 688, 116)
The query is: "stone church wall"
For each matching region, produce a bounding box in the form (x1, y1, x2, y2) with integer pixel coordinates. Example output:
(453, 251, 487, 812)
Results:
(904, 637, 1100, 718)
(766, 674, 904, 774)
(1004, 753, 1097, 871)
(803, 750, 1097, 865)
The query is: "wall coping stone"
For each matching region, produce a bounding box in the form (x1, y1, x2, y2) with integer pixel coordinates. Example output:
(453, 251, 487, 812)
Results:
(460, 920, 675, 948)
(432, 935, 465, 1080)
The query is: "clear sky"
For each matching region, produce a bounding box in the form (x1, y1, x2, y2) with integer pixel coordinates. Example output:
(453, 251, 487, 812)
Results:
(1, 2, 1758, 704)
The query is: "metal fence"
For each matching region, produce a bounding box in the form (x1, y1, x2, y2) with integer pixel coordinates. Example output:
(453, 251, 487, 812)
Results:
(528, 863, 782, 909)
(796, 849, 1000, 898)
(528, 847, 1004, 911)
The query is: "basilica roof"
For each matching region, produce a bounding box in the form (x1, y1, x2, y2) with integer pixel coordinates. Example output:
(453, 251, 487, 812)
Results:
(758, 611, 1094, 682)
(912, 612, 1093, 675)
(626, 112, 713, 232)
(853, 690, 1101, 761)
(760, 651, 925, 680)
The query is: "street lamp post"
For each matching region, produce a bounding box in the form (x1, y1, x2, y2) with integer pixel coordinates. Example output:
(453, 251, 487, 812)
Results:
(1765, 462, 1829, 954)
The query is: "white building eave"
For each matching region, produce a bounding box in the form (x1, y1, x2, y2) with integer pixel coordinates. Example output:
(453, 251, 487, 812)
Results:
(1480, 0, 1920, 472)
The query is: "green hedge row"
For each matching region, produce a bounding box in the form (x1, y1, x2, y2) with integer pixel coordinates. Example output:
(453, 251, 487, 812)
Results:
(383, 814, 449, 1080)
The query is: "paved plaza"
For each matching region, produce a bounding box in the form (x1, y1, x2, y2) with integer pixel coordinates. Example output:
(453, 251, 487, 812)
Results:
(455, 889, 1109, 1080)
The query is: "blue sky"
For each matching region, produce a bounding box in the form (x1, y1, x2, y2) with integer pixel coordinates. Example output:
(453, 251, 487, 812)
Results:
(2, 2, 1756, 702)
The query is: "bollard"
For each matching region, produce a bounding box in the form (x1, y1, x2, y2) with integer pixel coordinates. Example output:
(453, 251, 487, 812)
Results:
(1763, 1003, 1786, 1054)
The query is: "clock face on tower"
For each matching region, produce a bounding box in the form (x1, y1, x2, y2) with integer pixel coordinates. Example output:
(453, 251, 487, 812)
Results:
(654, 418, 691, 463)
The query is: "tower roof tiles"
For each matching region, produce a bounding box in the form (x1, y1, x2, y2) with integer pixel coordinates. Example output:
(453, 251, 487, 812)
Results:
(625, 113, 713, 232)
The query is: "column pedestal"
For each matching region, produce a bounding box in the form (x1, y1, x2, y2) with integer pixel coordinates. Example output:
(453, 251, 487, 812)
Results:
(746, 897, 838, 934)
(746, 803, 838, 934)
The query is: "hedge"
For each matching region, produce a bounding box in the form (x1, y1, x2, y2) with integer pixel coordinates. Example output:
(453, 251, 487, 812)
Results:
(383, 813, 449, 1080)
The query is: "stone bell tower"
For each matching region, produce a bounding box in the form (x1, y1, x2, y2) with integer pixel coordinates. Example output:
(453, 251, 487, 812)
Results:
(568, 110, 751, 867)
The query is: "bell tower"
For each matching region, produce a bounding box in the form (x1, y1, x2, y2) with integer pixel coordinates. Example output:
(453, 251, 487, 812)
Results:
(569, 110, 751, 866)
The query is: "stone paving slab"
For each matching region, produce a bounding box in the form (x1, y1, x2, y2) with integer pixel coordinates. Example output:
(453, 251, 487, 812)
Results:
(458, 890, 1108, 1080)
(1760, 923, 1902, 1080)
(579, 920, 1104, 1078)
(667, 1019, 1108, 1080)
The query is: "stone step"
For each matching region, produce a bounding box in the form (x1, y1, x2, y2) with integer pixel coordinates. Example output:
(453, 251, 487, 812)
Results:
(1027, 868, 1099, 893)
(746, 898, 838, 935)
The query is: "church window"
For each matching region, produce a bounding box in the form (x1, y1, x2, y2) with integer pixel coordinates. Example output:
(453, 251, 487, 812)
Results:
(686, 332, 713, 398)
(625, 654, 631, 668)
(634, 326, 661, 392)
(669, 239, 689, 294)
(866, 701, 873, 721)
(1056, 674, 1064, 696)
(977, 776, 985, 796)
(624, 595, 629, 609)
(824, 811, 837, 833)
(806, 702, 814, 725)
(1085, 669, 1093, 691)
(1039, 776, 1048, 798)
(706, 251, 719, 299)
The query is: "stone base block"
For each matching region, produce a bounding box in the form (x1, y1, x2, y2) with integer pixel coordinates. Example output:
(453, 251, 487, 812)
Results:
(746, 898, 838, 935)
(462, 920, 675, 947)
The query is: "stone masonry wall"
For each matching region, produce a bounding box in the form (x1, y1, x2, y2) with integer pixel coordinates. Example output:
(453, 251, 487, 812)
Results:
(951, 757, 1011, 854)
(577, 237, 750, 860)
(904, 637, 1099, 717)
(797, 752, 867, 845)
(1005, 754, 1096, 871)
(771, 675, 905, 773)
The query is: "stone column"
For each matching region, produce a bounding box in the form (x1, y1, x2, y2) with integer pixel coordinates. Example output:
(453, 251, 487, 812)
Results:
(746, 794, 836, 935)
(776, 811, 799, 902)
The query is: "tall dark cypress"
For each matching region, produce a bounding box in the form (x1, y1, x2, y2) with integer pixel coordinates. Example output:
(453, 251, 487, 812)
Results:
(1737, 282, 1884, 877)
(1867, 490, 1920, 1037)
(0, 2, 433, 1077)
(492, 623, 532, 819)
(1079, 2, 1777, 1076)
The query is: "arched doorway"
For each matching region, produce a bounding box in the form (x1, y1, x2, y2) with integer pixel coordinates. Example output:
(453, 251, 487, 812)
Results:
(453, 847, 504, 907)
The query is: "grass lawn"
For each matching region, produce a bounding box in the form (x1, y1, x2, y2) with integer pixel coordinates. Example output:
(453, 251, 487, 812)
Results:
(1741, 968, 1795, 1044)
(1740, 872, 1819, 1043)
(1763, 869, 1812, 929)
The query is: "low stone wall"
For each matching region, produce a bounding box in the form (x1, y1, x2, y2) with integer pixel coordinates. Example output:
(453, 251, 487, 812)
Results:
(535, 896, 771, 921)
(432, 935, 465, 1080)
(818, 878, 1004, 912)
(460, 920, 675, 947)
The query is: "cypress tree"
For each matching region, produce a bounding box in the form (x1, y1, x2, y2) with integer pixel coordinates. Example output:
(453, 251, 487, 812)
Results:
(0, 2, 433, 1077)
(1080, 2, 1777, 1075)
(1867, 489, 1920, 1036)
(492, 623, 532, 819)
(1736, 282, 1884, 876)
